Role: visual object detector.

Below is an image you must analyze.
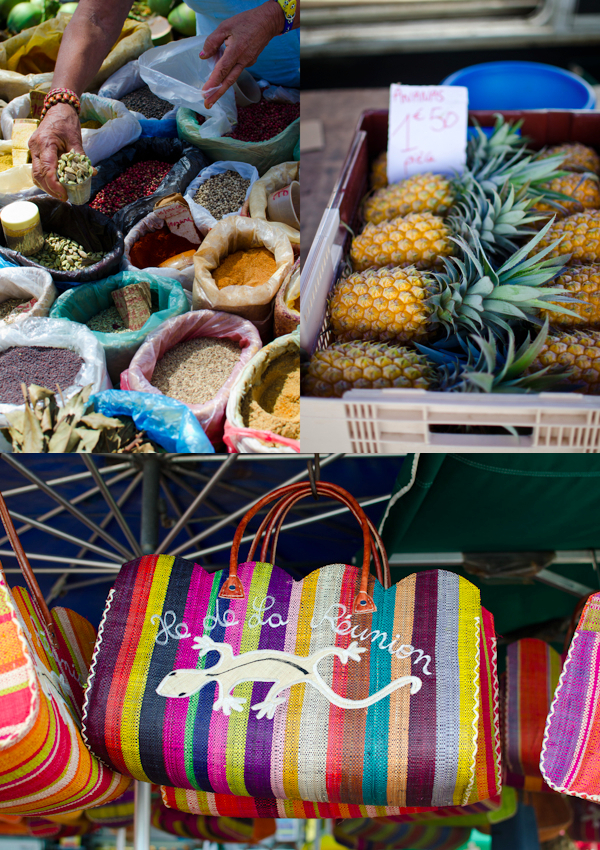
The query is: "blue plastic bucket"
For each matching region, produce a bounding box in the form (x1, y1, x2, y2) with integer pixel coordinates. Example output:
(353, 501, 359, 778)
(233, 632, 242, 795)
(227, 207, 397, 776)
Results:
(442, 61, 596, 110)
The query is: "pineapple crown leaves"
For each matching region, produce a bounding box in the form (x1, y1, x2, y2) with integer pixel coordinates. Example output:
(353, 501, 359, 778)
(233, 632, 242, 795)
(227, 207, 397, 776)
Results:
(465, 149, 570, 199)
(429, 319, 572, 394)
(466, 116, 529, 174)
(428, 218, 579, 335)
(448, 183, 545, 258)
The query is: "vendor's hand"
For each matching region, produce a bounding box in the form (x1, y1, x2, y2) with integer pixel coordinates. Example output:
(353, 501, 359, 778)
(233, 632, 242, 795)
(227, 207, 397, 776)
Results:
(200, 0, 285, 108)
(29, 104, 84, 201)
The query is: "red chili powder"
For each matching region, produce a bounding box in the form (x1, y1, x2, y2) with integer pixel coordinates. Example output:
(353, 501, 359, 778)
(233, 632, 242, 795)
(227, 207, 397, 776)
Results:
(129, 226, 198, 269)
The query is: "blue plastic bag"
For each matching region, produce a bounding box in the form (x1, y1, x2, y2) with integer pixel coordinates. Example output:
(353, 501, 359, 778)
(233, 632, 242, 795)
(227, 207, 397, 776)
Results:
(139, 117, 179, 138)
(91, 390, 214, 454)
(49, 271, 189, 384)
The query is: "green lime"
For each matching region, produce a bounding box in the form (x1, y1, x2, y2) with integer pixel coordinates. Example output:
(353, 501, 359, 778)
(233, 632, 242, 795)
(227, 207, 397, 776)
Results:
(7, 1, 42, 31)
(167, 2, 195, 36)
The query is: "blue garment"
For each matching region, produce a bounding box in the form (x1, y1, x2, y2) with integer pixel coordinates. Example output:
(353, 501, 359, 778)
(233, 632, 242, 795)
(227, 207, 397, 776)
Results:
(189, 1, 299, 87)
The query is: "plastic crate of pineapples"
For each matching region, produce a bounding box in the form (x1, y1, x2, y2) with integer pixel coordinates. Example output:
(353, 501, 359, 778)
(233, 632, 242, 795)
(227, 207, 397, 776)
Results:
(303, 116, 600, 400)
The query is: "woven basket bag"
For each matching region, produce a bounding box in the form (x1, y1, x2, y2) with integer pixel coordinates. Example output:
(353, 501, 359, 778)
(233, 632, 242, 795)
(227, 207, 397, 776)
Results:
(333, 819, 472, 850)
(541, 591, 600, 799)
(151, 798, 275, 842)
(82, 480, 500, 809)
(0, 493, 131, 815)
(503, 639, 562, 792)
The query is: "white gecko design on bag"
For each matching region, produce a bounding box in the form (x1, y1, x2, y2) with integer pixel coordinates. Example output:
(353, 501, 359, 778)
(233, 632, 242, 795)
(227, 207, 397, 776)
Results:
(155, 635, 423, 718)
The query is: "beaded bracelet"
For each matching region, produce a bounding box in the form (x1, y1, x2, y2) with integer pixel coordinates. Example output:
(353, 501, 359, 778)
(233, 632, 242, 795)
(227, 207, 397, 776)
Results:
(273, 0, 296, 33)
(40, 88, 81, 121)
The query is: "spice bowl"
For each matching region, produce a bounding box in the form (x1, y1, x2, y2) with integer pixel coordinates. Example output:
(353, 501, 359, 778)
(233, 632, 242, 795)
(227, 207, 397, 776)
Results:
(65, 172, 93, 206)
(267, 181, 299, 229)
(233, 71, 262, 107)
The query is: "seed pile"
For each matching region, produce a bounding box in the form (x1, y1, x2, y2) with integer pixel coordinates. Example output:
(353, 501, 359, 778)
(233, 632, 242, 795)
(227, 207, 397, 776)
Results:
(121, 85, 174, 120)
(0, 346, 83, 405)
(0, 153, 13, 173)
(224, 100, 300, 143)
(31, 233, 103, 272)
(86, 306, 129, 334)
(193, 171, 251, 219)
(151, 337, 240, 405)
(90, 160, 172, 216)
(0, 298, 29, 320)
(244, 353, 300, 439)
(57, 151, 93, 186)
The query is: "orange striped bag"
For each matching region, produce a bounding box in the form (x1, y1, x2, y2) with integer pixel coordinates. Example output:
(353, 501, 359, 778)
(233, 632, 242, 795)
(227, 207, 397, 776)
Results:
(0, 493, 131, 816)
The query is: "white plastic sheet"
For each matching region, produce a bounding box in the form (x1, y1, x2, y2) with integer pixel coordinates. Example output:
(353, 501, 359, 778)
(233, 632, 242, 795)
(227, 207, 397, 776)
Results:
(138, 36, 236, 138)
(0, 267, 56, 327)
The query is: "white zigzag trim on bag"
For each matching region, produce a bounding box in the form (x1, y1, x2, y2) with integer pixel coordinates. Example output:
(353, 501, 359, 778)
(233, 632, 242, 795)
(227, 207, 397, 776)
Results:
(0, 582, 39, 747)
(539, 630, 600, 801)
(462, 615, 480, 806)
(81, 587, 115, 753)
(490, 630, 502, 795)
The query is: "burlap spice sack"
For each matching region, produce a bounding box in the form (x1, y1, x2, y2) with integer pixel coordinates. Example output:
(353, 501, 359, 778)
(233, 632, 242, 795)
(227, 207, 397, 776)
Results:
(193, 215, 293, 323)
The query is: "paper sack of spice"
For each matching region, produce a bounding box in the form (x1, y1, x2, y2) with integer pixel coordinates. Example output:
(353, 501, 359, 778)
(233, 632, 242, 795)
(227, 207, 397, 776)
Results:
(153, 194, 202, 245)
(112, 282, 152, 331)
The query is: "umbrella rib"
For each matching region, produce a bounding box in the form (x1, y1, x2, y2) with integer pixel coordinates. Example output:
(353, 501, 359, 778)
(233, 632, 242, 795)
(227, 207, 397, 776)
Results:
(166, 453, 346, 557)
(6, 509, 123, 562)
(1, 455, 134, 560)
(80, 457, 143, 557)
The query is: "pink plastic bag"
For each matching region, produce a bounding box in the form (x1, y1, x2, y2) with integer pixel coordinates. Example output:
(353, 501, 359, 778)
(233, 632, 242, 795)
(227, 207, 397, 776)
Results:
(223, 420, 300, 454)
(120, 310, 262, 445)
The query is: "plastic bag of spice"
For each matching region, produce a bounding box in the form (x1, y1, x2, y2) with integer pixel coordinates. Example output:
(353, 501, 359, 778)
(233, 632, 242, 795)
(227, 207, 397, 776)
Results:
(2, 93, 141, 167)
(121, 210, 198, 292)
(0, 316, 111, 429)
(177, 108, 299, 177)
(120, 309, 262, 445)
(248, 161, 299, 246)
(0, 267, 56, 328)
(224, 330, 300, 453)
(193, 215, 293, 326)
(184, 161, 259, 235)
(91, 389, 214, 454)
(90, 137, 208, 235)
(49, 270, 189, 383)
(0, 15, 152, 93)
(0, 197, 124, 287)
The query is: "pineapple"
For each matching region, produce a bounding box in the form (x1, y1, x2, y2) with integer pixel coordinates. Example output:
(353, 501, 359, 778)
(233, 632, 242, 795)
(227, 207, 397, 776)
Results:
(533, 173, 600, 221)
(303, 341, 435, 398)
(540, 265, 600, 327)
(531, 329, 600, 394)
(364, 173, 455, 224)
(370, 152, 388, 190)
(350, 212, 452, 272)
(539, 142, 600, 174)
(339, 223, 575, 344)
(330, 266, 434, 344)
(533, 210, 600, 265)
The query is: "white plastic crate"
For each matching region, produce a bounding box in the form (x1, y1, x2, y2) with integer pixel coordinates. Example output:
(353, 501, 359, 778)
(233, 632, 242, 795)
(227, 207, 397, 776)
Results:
(300, 108, 600, 453)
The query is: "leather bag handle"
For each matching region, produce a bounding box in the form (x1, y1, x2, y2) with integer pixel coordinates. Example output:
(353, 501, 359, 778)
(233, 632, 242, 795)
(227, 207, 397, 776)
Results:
(221, 481, 378, 614)
(247, 485, 390, 589)
(0, 492, 57, 648)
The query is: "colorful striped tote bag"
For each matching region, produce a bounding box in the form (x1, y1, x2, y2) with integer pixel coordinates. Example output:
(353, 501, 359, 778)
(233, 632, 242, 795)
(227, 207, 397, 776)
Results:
(160, 604, 501, 818)
(333, 819, 472, 850)
(85, 788, 136, 828)
(151, 800, 275, 843)
(0, 494, 131, 816)
(541, 591, 600, 800)
(83, 480, 499, 810)
(504, 639, 562, 792)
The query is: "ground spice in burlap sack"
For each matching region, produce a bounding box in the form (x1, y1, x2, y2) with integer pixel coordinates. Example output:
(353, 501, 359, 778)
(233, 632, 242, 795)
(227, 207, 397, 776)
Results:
(112, 281, 152, 331)
(212, 247, 276, 290)
(243, 352, 299, 439)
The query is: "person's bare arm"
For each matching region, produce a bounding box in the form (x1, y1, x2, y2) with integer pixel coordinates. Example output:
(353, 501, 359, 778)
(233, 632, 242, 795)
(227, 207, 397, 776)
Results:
(29, 0, 132, 199)
(200, 0, 299, 109)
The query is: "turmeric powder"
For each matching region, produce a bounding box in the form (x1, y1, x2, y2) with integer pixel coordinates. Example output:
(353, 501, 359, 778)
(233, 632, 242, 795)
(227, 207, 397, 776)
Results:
(212, 247, 276, 290)
(243, 353, 300, 440)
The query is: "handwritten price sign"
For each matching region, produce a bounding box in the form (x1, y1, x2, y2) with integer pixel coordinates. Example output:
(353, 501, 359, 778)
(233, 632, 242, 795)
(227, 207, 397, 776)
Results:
(387, 85, 469, 184)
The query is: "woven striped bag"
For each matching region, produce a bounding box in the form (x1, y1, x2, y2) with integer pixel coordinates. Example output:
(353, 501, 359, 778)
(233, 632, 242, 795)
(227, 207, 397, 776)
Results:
(82, 481, 499, 808)
(541, 591, 600, 800)
(0, 494, 131, 816)
(151, 799, 275, 843)
(85, 788, 135, 828)
(504, 639, 562, 792)
(333, 819, 472, 850)
(161, 604, 501, 818)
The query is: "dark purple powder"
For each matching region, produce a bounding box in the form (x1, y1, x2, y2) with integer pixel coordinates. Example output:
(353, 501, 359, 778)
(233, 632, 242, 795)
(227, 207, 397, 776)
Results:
(0, 346, 83, 405)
